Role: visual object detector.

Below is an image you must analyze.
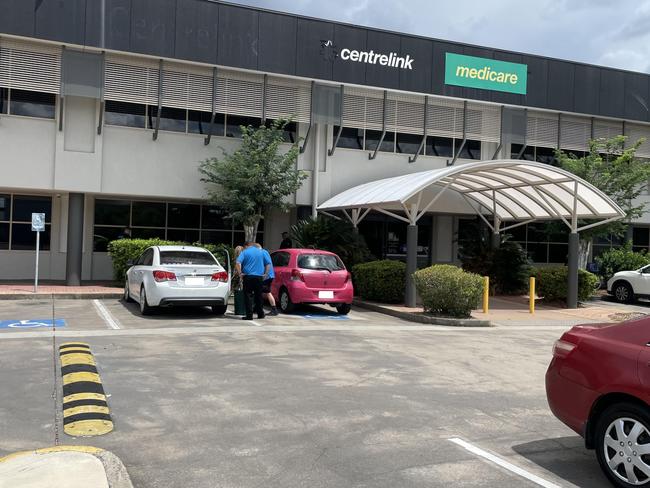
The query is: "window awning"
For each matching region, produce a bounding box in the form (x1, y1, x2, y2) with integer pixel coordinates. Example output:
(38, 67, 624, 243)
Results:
(318, 160, 625, 231)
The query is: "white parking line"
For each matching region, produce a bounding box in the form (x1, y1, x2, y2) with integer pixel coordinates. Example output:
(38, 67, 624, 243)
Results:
(448, 438, 562, 488)
(92, 299, 121, 330)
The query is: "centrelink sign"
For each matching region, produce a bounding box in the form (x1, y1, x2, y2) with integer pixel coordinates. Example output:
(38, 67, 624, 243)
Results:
(339, 48, 414, 70)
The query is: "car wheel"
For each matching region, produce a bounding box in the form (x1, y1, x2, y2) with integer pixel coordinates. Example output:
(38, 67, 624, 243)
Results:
(211, 305, 227, 316)
(595, 403, 650, 487)
(139, 286, 153, 316)
(613, 282, 634, 304)
(123, 280, 133, 303)
(336, 303, 351, 315)
(279, 288, 295, 314)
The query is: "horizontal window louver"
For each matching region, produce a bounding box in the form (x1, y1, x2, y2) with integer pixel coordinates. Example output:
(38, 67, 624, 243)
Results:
(626, 124, 650, 158)
(265, 76, 311, 123)
(466, 102, 500, 143)
(526, 112, 559, 148)
(0, 39, 61, 94)
(427, 98, 464, 139)
(215, 69, 263, 118)
(560, 115, 590, 151)
(162, 62, 213, 112)
(105, 54, 159, 105)
(388, 93, 424, 135)
(593, 119, 623, 141)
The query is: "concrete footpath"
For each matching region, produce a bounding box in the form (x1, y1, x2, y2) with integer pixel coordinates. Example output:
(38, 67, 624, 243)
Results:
(0, 446, 133, 488)
(0, 284, 122, 300)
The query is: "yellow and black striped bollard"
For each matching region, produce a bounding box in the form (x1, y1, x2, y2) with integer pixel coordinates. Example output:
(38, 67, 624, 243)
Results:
(59, 342, 113, 437)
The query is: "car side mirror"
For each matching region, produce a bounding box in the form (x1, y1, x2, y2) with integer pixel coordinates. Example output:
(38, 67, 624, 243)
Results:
(126, 260, 135, 267)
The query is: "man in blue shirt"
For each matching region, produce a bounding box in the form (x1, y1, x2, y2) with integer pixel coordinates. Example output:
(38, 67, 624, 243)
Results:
(236, 241, 272, 320)
(255, 244, 278, 316)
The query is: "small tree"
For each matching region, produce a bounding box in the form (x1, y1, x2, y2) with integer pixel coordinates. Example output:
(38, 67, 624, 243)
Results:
(555, 136, 650, 267)
(199, 119, 307, 242)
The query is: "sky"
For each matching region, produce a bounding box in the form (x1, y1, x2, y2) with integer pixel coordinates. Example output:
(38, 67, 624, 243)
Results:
(229, 0, 650, 73)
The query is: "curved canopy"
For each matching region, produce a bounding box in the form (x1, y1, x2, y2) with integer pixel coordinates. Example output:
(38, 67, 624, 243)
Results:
(318, 160, 624, 229)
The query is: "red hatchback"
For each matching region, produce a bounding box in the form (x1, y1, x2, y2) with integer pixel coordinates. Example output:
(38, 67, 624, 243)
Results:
(546, 318, 650, 487)
(269, 249, 354, 315)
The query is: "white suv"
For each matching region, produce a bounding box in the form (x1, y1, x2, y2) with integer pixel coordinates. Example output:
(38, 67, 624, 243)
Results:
(607, 265, 650, 303)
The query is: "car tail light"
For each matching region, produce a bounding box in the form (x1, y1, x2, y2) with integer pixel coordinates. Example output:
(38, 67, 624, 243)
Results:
(290, 269, 304, 282)
(552, 339, 577, 358)
(344, 272, 352, 283)
(211, 271, 229, 282)
(153, 270, 177, 282)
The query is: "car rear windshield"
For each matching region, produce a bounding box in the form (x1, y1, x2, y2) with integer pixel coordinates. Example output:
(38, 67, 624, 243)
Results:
(297, 254, 345, 271)
(159, 251, 216, 265)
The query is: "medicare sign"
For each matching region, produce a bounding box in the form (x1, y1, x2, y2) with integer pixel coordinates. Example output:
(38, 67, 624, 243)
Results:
(445, 53, 528, 95)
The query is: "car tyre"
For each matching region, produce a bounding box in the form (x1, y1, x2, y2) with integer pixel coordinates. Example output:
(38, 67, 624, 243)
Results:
(613, 282, 634, 304)
(123, 280, 133, 303)
(212, 304, 227, 316)
(279, 288, 295, 314)
(139, 285, 153, 316)
(336, 303, 351, 315)
(595, 402, 650, 488)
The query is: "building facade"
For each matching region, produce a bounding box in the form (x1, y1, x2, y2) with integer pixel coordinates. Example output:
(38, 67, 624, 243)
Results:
(1, 0, 650, 281)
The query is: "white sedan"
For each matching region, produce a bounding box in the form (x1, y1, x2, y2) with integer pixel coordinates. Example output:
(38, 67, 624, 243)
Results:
(124, 245, 231, 315)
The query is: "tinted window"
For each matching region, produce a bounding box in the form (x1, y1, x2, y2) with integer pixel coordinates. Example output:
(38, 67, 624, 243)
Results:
(95, 199, 130, 226)
(536, 146, 556, 165)
(167, 229, 200, 243)
(202, 206, 229, 229)
(131, 228, 166, 239)
(105, 101, 146, 128)
(511, 143, 534, 161)
(12, 196, 52, 222)
(396, 133, 423, 154)
(132, 201, 166, 227)
(10, 90, 55, 118)
(271, 252, 290, 267)
(0, 223, 8, 249)
(0, 87, 7, 114)
(334, 126, 364, 150)
(365, 130, 395, 152)
(93, 226, 123, 252)
(427, 136, 453, 157)
(159, 251, 216, 265)
(143, 249, 154, 266)
(0, 195, 10, 221)
(11, 223, 50, 250)
(458, 139, 481, 160)
(189, 111, 224, 136)
(167, 203, 200, 228)
(201, 231, 233, 246)
(149, 106, 187, 132)
(297, 254, 344, 271)
(226, 115, 261, 138)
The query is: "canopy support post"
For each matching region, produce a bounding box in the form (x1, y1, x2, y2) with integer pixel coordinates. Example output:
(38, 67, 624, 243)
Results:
(409, 95, 428, 163)
(369, 90, 388, 160)
(491, 190, 500, 249)
(405, 203, 419, 308)
(567, 180, 579, 309)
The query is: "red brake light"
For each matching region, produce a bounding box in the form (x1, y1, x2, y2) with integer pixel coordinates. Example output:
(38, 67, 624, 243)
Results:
(153, 270, 177, 282)
(211, 271, 229, 282)
(552, 339, 577, 358)
(290, 269, 304, 281)
(345, 272, 352, 283)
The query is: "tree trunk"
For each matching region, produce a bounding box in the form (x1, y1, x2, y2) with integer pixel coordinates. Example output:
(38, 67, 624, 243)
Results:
(578, 238, 591, 269)
(243, 218, 260, 243)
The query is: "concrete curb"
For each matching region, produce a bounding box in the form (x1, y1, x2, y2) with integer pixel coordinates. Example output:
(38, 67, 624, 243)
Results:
(0, 293, 122, 301)
(0, 446, 133, 488)
(353, 299, 492, 327)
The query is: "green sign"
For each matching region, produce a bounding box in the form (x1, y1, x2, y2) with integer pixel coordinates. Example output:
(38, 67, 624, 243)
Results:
(445, 53, 528, 95)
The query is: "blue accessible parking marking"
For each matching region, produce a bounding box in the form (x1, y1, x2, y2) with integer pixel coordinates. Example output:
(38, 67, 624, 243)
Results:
(0, 319, 66, 329)
(300, 314, 349, 320)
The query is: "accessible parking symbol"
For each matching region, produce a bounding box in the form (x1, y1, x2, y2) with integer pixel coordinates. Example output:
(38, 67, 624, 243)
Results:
(0, 319, 66, 329)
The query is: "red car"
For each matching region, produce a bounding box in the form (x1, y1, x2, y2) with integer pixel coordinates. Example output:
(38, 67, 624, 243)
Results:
(269, 249, 354, 315)
(546, 318, 650, 487)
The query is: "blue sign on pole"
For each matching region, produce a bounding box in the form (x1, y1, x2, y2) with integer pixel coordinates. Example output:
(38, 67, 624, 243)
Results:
(0, 319, 66, 329)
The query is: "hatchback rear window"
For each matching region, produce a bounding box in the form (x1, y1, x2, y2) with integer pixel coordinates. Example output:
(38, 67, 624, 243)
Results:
(297, 254, 344, 271)
(159, 251, 216, 265)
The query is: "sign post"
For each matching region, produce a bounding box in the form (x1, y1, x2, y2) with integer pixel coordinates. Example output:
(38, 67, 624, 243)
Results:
(31, 213, 45, 293)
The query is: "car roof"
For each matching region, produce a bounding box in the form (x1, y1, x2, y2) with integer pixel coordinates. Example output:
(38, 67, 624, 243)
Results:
(275, 248, 337, 256)
(155, 245, 211, 252)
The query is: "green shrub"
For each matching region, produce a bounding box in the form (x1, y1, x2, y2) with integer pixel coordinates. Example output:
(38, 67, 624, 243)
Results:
(533, 266, 599, 302)
(352, 260, 405, 303)
(413, 264, 483, 318)
(107, 239, 234, 282)
(595, 241, 650, 282)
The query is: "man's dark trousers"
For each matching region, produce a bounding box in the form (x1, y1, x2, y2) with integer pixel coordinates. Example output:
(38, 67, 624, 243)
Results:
(243, 275, 264, 319)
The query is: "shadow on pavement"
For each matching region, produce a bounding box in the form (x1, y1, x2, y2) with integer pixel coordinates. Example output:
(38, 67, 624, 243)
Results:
(118, 299, 231, 321)
(511, 437, 610, 487)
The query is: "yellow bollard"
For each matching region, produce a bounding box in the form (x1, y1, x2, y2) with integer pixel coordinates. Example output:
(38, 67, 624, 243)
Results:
(529, 277, 536, 314)
(483, 276, 489, 314)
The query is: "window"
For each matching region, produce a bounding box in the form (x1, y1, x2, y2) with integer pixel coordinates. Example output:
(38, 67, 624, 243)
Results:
(536, 147, 556, 165)
(226, 115, 261, 138)
(202, 206, 229, 230)
(131, 228, 166, 240)
(509, 223, 570, 264)
(426, 136, 453, 157)
(0, 194, 9, 250)
(189, 110, 224, 136)
(159, 251, 216, 265)
(95, 199, 130, 226)
(148, 106, 187, 133)
(633, 227, 649, 253)
(266, 119, 297, 143)
(365, 130, 395, 152)
(132, 201, 166, 228)
(105, 101, 146, 129)
(458, 139, 481, 160)
(271, 252, 290, 267)
(0, 87, 7, 114)
(167, 203, 200, 229)
(94, 226, 124, 252)
(297, 253, 345, 271)
(9, 90, 56, 119)
(396, 133, 423, 154)
(0, 195, 52, 250)
(13, 196, 51, 223)
(510, 144, 534, 161)
(334, 126, 363, 150)
(167, 229, 200, 243)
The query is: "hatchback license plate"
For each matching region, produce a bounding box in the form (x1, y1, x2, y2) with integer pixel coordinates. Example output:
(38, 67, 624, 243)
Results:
(318, 290, 334, 299)
(185, 277, 204, 286)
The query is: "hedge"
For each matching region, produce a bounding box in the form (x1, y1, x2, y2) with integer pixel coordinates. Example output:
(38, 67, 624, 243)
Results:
(413, 264, 483, 318)
(107, 238, 234, 282)
(533, 266, 599, 302)
(595, 242, 650, 283)
(352, 260, 406, 303)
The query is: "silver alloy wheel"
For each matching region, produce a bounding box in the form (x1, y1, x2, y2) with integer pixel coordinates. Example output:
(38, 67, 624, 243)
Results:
(603, 417, 650, 485)
(615, 284, 630, 302)
(280, 291, 289, 310)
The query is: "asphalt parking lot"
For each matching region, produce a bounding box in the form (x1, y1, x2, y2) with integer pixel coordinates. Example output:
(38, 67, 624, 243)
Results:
(0, 298, 613, 487)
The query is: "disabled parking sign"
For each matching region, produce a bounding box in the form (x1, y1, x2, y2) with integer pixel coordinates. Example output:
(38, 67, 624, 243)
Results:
(0, 319, 66, 329)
